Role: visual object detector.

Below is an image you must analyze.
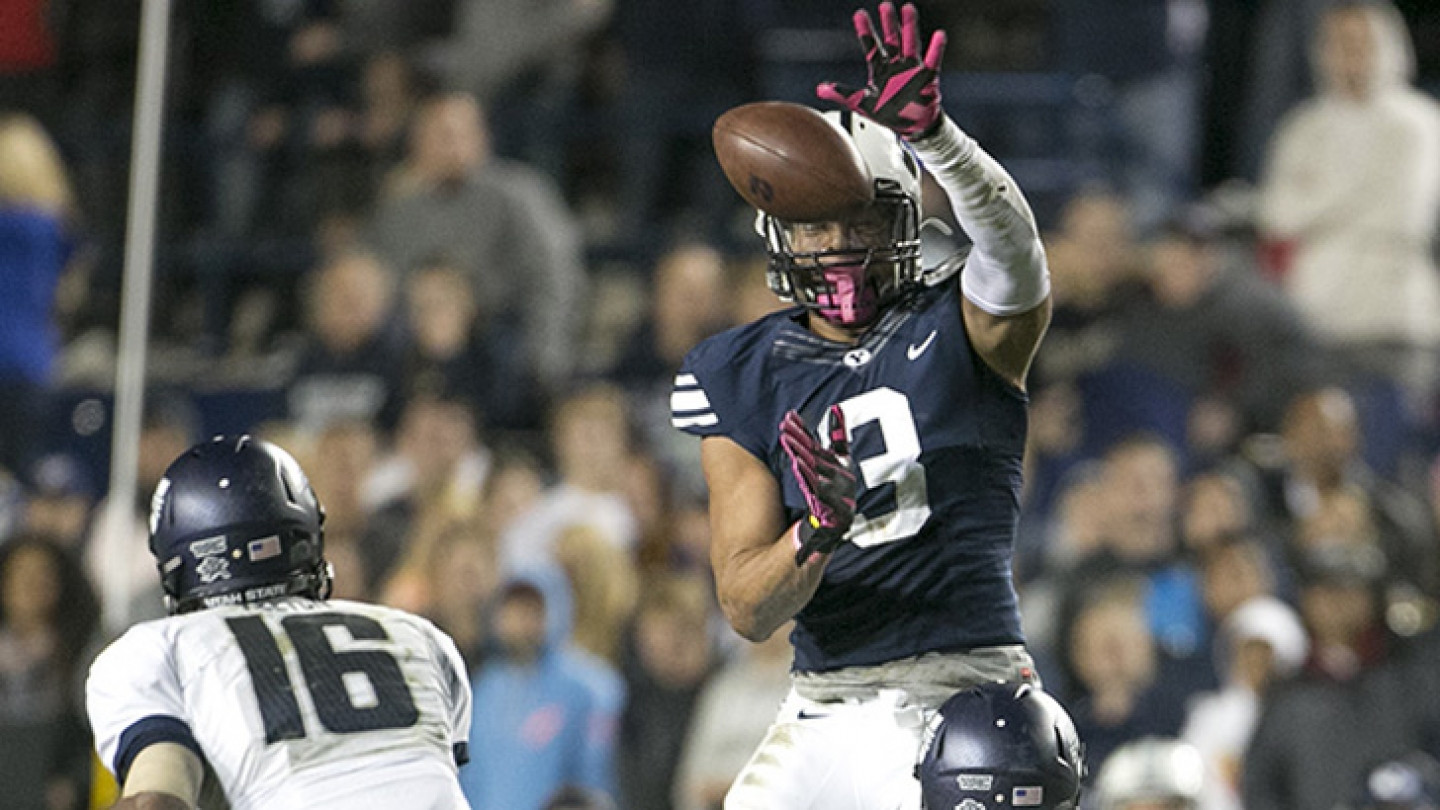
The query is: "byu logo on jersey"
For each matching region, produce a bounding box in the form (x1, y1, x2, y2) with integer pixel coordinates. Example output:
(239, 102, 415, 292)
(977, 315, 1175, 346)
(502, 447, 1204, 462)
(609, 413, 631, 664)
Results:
(844, 348, 873, 368)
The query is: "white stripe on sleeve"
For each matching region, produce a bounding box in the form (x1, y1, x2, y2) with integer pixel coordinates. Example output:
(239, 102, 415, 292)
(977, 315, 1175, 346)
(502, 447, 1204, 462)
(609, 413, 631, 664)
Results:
(673, 413, 720, 428)
(671, 389, 712, 412)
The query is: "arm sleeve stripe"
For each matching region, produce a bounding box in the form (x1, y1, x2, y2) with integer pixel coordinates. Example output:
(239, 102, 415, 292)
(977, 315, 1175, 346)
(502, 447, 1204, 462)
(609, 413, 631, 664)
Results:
(675, 373, 699, 386)
(671, 390, 712, 411)
(114, 715, 202, 784)
(673, 413, 720, 428)
(453, 741, 470, 766)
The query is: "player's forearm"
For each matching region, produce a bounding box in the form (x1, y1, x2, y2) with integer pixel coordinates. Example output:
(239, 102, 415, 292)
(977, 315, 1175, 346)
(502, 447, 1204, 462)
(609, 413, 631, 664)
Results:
(714, 523, 826, 641)
(911, 115, 1050, 315)
(111, 792, 193, 810)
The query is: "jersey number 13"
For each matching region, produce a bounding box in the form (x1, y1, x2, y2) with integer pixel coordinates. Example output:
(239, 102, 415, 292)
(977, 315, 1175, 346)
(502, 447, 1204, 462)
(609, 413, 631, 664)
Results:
(827, 387, 932, 547)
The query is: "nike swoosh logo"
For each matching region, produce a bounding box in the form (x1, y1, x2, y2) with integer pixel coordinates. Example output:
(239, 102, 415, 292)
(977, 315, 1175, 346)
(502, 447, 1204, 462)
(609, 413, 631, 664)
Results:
(907, 330, 938, 360)
(797, 709, 829, 721)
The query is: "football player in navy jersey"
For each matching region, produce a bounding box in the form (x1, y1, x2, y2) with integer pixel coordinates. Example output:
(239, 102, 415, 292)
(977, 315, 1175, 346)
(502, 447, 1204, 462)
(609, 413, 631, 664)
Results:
(671, 4, 1055, 808)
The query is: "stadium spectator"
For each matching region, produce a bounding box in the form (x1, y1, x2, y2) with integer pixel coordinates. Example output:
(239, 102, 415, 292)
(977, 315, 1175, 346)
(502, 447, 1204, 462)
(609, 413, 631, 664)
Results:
(365, 393, 490, 593)
(619, 573, 716, 810)
(462, 570, 622, 810)
(1243, 543, 1440, 810)
(672, 622, 793, 810)
(1065, 434, 1210, 670)
(301, 417, 381, 538)
(1256, 1, 1440, 451)
(553, 524, 641, 666)
(435, 0, 613, 175)
(1017, 463, 1110, 673)
(607, 242, 731, 394)
(286, 249, 406, 436)
(0, 534, 99, 810)
(370, 92, 585, 403)
(400, 257, 538, 434)
(606, 241, 732, 502)
(1024, 190, 1143, 513)
(501, 384, 640, 571)
(1250, 387, 1439, 599)
(203, 0, 359, 242)
(481, 444, 548, 539)
(21, 453, 97, 551)
(1198, 535, 1281, 632)
(1180, 469, 1260, 559)
(0, 114, 75, 482)
(1182, 596, 1308, 810)
(1061, 577, 1190, 776)
(1114, 207, 1319, 457)
(382, 517, 501, 673)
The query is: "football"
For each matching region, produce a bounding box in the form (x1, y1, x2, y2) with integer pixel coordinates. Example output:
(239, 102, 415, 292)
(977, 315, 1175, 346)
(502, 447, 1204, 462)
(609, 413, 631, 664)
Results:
(712, 101, 874, 222)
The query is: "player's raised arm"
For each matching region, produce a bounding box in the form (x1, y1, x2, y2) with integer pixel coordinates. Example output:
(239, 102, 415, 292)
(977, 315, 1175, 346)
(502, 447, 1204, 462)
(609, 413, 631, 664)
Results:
(819, 2, 1052, 389)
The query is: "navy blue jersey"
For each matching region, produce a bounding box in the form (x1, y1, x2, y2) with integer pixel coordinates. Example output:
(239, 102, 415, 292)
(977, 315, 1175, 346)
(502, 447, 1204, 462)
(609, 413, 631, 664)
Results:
(673, 282, 1028, 672)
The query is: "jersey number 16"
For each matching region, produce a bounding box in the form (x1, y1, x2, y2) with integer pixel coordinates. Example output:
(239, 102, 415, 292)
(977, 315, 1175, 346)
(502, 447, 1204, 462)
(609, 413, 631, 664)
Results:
(227, 613, 420, 744)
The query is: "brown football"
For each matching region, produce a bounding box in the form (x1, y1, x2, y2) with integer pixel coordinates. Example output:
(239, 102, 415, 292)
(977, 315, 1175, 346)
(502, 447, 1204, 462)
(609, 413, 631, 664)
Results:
(712, 101, 874, 222)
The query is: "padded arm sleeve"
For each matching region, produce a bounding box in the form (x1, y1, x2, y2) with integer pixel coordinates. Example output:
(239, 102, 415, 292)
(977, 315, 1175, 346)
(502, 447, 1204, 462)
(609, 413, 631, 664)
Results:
(910, 115, 1050, 316)
(120, 743, 204, 804)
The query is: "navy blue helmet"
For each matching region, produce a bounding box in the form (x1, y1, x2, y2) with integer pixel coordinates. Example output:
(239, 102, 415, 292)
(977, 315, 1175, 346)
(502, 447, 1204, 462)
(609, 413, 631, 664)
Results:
(148, 435, 330, 614)
(918, 682, 1085, 810)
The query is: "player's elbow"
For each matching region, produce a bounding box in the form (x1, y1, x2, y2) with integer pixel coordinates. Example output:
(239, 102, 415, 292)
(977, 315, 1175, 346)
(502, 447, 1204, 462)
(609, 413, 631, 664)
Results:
(718, 595, 781, 643)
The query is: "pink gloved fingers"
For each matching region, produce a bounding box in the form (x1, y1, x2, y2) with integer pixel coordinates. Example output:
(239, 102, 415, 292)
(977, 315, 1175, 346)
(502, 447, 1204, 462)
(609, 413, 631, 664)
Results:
(827, 404, 850, 457)
(815, 82, 866, 111)
(780, 410, 855, 529)
(878, 2, 902, 53)
(923, 29, 947, 71)
(900, 3, 920, 61)
(852, 9, 883, 59)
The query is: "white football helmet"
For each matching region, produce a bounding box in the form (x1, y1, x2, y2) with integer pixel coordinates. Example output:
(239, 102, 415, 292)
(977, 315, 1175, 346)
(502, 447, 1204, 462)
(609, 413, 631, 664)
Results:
(760, 110, 924, 328)
(1094, 738, 1205, 810)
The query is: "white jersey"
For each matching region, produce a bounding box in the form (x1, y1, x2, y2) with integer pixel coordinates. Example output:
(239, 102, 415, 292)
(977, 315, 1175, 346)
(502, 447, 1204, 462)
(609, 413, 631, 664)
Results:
(87, 597, 472, 810)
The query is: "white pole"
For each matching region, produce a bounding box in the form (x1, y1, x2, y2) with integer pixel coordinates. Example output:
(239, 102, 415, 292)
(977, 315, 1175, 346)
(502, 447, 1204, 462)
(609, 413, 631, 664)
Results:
(102, 0, 173, 634)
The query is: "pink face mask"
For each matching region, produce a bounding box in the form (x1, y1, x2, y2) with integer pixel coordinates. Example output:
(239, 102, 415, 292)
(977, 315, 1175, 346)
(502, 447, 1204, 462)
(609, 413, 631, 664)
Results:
(815, 261, 880, 326)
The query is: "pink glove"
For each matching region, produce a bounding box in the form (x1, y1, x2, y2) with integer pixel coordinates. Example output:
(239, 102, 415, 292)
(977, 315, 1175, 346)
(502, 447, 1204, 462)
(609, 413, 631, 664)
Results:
(779, 406, 857, 565)
(816, 2, 947, 140)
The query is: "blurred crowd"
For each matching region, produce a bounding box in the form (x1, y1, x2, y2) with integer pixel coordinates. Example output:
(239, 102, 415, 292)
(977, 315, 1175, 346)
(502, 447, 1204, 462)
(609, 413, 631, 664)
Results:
(1, 1, 1439, 810)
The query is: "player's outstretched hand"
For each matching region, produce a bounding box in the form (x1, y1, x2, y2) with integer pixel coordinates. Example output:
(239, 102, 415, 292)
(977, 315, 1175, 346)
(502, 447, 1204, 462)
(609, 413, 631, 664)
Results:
(817, 2, 947, 140)
(780, 406, 856, 566)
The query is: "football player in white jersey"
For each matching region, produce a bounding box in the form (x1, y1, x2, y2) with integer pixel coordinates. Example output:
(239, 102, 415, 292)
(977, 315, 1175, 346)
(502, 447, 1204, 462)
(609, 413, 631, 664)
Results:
(86, 435, 472, 810)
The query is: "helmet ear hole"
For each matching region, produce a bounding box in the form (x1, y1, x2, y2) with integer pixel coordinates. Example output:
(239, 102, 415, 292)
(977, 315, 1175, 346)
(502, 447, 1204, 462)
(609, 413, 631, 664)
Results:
(279, 470, 298, 505)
